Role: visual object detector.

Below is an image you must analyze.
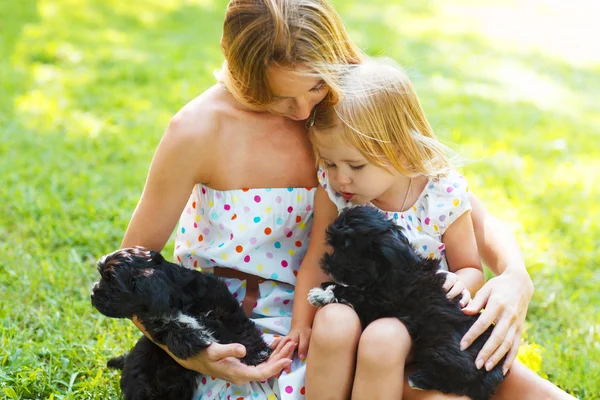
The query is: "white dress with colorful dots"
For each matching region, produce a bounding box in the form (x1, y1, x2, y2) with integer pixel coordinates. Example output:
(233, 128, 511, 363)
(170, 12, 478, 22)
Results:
(175, 184, 315, 400)
(318, 168, 472, 270)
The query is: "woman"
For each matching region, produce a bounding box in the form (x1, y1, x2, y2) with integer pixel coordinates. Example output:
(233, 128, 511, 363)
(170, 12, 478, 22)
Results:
(120, 0, 569, 399)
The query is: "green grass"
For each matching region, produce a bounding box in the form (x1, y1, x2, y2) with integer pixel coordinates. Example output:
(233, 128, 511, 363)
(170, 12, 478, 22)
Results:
(1, 0, 598, 398)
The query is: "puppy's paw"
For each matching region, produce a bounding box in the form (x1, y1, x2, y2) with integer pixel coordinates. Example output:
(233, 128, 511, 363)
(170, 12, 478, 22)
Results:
(308, 285, 338, 307)
(407, 371, 435, 392)
(408, 378, 425, 391)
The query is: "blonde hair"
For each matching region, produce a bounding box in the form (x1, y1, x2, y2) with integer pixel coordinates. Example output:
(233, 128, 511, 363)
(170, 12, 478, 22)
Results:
(309, 58, 456, 178)
(218, 0, 363, 110)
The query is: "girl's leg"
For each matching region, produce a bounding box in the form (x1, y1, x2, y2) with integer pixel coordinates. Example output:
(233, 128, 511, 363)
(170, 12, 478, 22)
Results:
(305, 304, 362, 400)
(351, 318, 412, 400)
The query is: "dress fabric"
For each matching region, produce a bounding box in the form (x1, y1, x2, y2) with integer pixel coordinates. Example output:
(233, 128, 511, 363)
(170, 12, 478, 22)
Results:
(317, 168, 472, 271)
(175, 184, 316, 400)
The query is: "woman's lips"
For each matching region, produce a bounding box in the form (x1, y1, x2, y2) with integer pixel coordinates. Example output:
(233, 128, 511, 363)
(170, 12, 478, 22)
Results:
(341, 192, 355, 200)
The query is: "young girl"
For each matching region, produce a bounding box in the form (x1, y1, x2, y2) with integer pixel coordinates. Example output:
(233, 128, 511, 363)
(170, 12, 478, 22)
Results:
(279, 58, 574, 399)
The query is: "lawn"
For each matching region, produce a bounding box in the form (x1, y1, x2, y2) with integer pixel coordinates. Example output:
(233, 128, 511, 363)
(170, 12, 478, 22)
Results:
(1, 0, 598, 398)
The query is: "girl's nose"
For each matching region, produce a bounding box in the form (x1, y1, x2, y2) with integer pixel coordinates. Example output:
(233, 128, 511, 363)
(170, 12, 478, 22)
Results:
(336, 171, 352, 185)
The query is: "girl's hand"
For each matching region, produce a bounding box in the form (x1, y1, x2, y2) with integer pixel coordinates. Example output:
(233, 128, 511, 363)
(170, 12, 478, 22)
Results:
(270, 326, 311, 373)
(438, 271, 472, 308)
(460, 270, 534, 375)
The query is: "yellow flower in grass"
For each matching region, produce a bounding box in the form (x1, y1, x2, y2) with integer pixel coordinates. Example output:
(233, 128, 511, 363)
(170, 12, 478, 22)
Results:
(517, 342, 546, 378)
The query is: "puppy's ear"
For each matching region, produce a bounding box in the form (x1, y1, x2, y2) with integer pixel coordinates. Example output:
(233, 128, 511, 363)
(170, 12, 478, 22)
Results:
(326, 225, 355, 249)
(135, 274, 171, 315)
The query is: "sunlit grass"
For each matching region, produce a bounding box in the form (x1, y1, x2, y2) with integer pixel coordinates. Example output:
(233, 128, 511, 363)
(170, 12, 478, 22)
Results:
(1, 0, 598, 398)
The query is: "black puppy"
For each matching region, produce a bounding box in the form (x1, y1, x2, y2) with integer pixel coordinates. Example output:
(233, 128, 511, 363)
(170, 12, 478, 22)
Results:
(308, 206, 505, 400)
(91, 247, 271, 400)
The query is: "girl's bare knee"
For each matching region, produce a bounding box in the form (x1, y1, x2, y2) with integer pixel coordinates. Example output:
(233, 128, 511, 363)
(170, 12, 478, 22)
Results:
(358, 318, 411, 367)
(311, 304, 362, 350)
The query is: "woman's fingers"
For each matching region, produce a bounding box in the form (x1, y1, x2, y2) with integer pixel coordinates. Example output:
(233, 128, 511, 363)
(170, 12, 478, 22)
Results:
(270, 336, 282, 350)
(502, 325, 523, 375)
(474, 316, 511, 370)
(460, 306, 498, 351)
(461, 284, 490, 316)
(206, 342, 246, 361)
(483, 323, 517, 371)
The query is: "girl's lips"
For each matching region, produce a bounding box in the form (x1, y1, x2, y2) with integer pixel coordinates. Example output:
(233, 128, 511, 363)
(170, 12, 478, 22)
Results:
(341, 192, 354, 200)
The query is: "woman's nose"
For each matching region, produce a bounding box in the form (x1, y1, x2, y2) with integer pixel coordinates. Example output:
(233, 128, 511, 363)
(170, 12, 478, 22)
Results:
(294, 96, 312, 120)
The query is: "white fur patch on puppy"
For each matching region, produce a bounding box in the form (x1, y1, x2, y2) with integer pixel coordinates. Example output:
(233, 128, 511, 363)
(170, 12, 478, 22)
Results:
(408, 378, 424, 391)
(308, 285, 338, 307)
(175, 313, 217, 343)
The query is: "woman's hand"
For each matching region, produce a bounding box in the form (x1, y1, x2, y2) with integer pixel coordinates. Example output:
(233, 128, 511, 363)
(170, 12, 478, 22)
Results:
(460, 270, 534, 375)
(271, 326, 311, 373)
(438, 271, 472, 308)
(132, 316, 295, 385)
(174, 341, 295, 385)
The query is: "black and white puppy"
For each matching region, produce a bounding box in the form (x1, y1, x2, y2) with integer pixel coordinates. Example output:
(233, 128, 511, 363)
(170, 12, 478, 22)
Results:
(91, 247, 271, 400)
(308, 206, 505, 400)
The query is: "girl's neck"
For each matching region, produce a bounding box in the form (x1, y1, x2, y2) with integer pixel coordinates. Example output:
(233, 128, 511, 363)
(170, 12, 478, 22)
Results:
(371, 175, 429, 213)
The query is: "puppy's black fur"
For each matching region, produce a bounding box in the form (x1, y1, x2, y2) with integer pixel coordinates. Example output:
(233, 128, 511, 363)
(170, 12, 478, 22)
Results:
(91, 247, 271, 400)
(308, 207, 505, 400)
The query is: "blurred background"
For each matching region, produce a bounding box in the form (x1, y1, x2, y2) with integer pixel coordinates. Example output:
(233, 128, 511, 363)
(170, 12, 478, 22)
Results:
(0, 0, 598, 398)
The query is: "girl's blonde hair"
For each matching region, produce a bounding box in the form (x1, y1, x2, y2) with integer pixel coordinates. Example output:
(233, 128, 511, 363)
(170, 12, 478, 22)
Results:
(309, 58, 456, 178)
(218, 0, 363, 110)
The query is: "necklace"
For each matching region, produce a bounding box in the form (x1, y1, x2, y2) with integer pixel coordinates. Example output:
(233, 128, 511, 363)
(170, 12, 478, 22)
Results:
(400, 178, 413, 211)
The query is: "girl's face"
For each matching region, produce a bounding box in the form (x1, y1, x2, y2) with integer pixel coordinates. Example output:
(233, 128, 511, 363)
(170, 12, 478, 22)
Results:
(265, 64, 329, 121)
(315, 132, 406, 206)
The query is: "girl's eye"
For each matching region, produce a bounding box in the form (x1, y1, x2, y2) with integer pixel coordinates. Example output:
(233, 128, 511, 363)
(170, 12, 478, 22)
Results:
(350, 165, 366, 171)
(310, 82, 326, 93)
(324, 162, 336, 168)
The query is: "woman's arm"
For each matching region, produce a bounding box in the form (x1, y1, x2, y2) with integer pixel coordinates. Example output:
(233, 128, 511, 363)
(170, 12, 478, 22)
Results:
(121, 104, 294, 382)
(461, 192, 534, 375)
(121, 107, 215, 251)
(442, 210, 485, 303)
(273, 186, 338, 363)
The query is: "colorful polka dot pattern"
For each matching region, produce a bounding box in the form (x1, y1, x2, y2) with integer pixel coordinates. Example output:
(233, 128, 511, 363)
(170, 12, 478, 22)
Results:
(175, 184, 314, 399)
(175, 185, 316, 285)
(318, 168, 472, 271)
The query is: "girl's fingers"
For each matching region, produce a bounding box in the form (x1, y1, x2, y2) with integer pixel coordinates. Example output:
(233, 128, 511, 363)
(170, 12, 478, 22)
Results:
(446, 282, 465, 300)
(459, 289, 471, 308)
(298, 331, 311, 360)
(441, 272, 457, 292)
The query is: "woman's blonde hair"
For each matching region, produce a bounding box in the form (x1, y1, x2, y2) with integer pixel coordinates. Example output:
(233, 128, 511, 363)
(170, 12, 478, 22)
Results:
(309, 58, 456, 178)
(218, 0, 363, 109)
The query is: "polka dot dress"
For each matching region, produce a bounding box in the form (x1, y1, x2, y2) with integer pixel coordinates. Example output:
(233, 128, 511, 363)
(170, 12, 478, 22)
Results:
(175, 184, 315, 400)
(318, 168, 472, 271)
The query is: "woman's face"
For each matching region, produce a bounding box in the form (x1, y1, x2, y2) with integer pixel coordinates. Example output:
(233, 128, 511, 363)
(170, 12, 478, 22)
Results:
(265, 64, 329, 121)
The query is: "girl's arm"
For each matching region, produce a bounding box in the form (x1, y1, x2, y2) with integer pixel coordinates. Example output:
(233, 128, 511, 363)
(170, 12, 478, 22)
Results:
(121, 106, 294, 383)
(442, 210, 485, 304)
(460, 193, 534, 375)
(273, 186, 338, 362)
